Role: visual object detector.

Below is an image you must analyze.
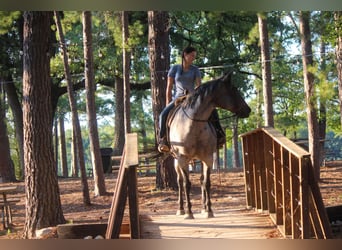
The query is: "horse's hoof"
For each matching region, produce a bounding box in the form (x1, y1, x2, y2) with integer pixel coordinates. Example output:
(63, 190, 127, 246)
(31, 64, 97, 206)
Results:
(202, 211, 214, 218)
(184, 213, 194, 219)
(176, 210, 185, 216)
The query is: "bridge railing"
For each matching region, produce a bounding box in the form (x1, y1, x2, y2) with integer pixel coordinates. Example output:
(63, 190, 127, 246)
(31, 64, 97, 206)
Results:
(240, 127, 332, 239)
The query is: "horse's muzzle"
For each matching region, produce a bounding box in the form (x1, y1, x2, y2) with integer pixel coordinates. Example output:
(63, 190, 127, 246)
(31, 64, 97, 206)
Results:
(237, 106, 251, 118)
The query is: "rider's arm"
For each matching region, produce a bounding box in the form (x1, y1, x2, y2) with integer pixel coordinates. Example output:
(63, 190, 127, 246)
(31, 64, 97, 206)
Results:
(195, 76, 201, 88)
(166, 76, 174, 104)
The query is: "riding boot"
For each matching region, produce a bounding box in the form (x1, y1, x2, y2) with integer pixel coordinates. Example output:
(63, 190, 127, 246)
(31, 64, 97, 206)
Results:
(158, 137, 170, 153)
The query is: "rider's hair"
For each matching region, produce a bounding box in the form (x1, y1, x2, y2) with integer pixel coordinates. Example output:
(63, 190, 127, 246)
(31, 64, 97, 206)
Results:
(181, 46, 196, 75)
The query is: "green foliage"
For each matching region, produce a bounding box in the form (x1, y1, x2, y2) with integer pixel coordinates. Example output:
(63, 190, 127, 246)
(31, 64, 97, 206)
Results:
(0, 11, 21, 35)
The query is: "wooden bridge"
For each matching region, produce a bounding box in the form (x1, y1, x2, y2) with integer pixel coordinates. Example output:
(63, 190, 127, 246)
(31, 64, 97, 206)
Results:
(139, 208, 281, 239)
(104, 128, 333, 239)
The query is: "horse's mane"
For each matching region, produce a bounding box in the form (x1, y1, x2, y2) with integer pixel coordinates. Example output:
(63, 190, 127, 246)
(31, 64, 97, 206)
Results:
(182, 77, 222, 109)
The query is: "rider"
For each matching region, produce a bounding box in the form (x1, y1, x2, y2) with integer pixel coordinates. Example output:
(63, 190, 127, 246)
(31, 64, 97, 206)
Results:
(158, 46, 226, 153)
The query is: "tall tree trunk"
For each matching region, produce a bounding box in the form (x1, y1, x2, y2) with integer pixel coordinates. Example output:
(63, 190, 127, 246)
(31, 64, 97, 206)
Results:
(54, 11, 91, 205)
(3, 76, 24, 179)
(335, 11, 342, 130)
(54, 118, 59, 173)
(122, 11, 131, 135)
(299, 11, 321, 180)
(0, 81, 16, 182)
(71, 128, 79, 177)
(22, 11, 66, 238)
(58, 114, 68, 177)
(148, 11, 177, 190)
(258, 12, 274, 127)
(82, 11, 107, 196)
(232, 119, 240, 168)
(113, 76, 125, 156)
(318, 39, 327, 166)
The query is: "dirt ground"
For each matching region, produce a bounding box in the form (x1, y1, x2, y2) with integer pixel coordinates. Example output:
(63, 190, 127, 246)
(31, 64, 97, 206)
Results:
(1, 160, 342, 239)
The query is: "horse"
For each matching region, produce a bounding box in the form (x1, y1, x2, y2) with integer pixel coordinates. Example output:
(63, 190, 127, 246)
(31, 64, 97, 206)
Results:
(167, 71, 251, 219)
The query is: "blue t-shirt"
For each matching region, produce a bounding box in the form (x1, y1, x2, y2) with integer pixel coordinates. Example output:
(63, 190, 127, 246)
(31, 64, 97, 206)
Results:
(167, 64, 201, 99)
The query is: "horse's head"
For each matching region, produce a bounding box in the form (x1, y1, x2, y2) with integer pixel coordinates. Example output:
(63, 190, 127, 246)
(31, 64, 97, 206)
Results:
(215, 72, 251, 118)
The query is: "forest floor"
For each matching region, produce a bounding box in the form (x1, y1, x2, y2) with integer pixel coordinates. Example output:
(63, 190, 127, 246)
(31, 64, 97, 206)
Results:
(0, 160, 342, 239)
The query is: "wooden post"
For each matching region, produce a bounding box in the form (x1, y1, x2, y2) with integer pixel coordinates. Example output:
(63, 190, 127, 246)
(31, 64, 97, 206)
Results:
(105, 133, 140, 239)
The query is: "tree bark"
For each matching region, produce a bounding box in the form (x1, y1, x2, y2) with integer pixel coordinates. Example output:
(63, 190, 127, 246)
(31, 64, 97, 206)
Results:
(335, 11, 342, 130)
(122, 11, 131, 135)
(22, 11, 66, 238)
(3, 76, 24, 179)
(299, 11, 321, 180)
(54, 11, 91, 205)
(148, 11, 177, 190)
(113, 76, 125, 156)
(258, 12, 274, 127)
(0, 81, 16, 182)
(58, 115, 69, 177)
(82, 11, 107, 196)
(318, 39, 327, 166)
(232, 119, 240, 168)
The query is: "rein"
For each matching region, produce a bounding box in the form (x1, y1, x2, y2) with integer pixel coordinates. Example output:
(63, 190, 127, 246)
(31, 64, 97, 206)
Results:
(181, 107, 237, 122)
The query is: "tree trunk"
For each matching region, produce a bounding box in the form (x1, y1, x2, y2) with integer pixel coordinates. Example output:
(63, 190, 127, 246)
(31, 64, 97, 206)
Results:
(122, 11, 131, 135)
(82, 11, 107, 196)
(22, 11, 66, 238)
(148, 11, 177, 190)
(0, 81, 16, 182)
(54, 11, 91, 205)
(3, 76, 24, 179)
(335, 11, 342, 130)
(232, 119, 240, 168)
(113, 76, 125, 156)
(58, 114, 69, 177)
(71, 128, 79, 177)
(318, 39, 327, 166)
(299, 11, 321, 180)
(258, 12, 274, 127)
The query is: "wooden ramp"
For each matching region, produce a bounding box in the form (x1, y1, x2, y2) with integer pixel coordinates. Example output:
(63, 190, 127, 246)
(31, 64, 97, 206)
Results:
(140, 208, 283, 239)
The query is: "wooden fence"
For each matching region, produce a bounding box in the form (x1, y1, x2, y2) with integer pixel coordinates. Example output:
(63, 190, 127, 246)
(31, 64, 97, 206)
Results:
(240, 127, 332, 239)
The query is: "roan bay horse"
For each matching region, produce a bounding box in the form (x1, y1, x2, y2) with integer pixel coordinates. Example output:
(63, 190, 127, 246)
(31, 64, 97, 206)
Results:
(167, 71, 251, 219)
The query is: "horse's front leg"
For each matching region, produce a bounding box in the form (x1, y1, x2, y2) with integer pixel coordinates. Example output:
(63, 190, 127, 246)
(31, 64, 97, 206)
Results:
(201, 163, 214, 218)
(175, 162, 185, 216)
(176, 171, 185, 215)
(183, 169, 194, 219)
(200, 171, 207, 213)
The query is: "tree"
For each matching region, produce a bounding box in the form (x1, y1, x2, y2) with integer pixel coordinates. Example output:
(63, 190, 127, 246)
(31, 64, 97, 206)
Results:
(82, 11, 107, 196)
(0, 81, 16, 181)
(122, 11, 131, 135)
(57, 112, 68, 177)
(335, 11, 342, 130)
(22, 11, 65, 238)
(148, 11, 177, 190)
(299, 11, 321, 180)
(113, 75, 125, 156)
(54, 11, 91, 205)
(258, 12, 274, 127)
